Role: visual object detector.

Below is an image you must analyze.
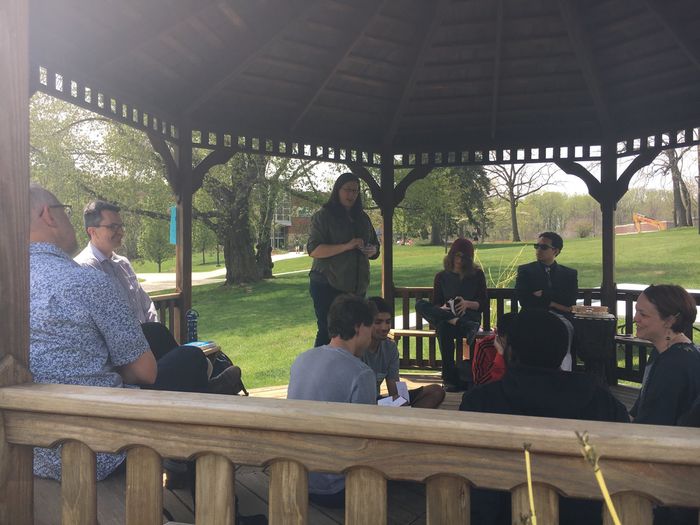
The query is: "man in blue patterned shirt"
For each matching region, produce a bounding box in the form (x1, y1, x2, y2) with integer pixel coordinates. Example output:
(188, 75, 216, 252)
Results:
(28, 184, 214, 481)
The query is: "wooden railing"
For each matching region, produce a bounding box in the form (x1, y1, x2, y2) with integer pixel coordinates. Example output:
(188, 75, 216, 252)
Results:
(0, 383, 698, 524)
(151, 292, 182, 336)
(393, 286, 699, 380)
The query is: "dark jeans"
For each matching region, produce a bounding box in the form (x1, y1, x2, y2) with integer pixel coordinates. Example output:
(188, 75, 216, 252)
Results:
(140, 322, 209, 392)
(415, 299, 480, 385)
(309, 275, 345, 348)
(142, 345, 209, 393)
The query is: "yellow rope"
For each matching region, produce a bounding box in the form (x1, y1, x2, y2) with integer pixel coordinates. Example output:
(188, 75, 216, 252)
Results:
(523, 443, 537, 525)
(576, 431, 622, 525)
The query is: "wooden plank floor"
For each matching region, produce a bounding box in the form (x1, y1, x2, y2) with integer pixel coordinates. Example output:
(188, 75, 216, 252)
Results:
(34, 375, 639, 525)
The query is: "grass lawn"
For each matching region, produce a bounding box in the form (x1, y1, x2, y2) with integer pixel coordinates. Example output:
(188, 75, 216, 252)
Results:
(187, 227, 699, 389)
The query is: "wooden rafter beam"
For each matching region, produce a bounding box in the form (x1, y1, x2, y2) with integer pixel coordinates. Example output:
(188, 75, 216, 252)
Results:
(182, 0, 323, 117)
(640, 0, 700, 72)
(393, 165, 433, 207)
(554, 160, 602, 203)
(490, 0, 504, 140)
(347, 163, 381, 206)
(192, 147, 239, 193)
(557, 0, 614, 134)
(290, 0, 388, 131)
(615, 146, 662, 201)
(383, 0, 447, 146)
(90, 1, 221, 73)
(147, 133, 179, 194)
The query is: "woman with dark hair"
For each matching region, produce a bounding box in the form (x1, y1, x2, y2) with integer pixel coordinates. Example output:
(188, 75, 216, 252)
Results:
(632, 285, 700, 525)
(307, 172, 380, 347)
(416, 238, 487, 391)
(631, 284, 700, 426)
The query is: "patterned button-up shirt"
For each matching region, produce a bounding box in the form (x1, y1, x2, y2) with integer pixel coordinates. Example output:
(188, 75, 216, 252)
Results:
(30, 242, 150, 480)
(74, 242, 158, 324)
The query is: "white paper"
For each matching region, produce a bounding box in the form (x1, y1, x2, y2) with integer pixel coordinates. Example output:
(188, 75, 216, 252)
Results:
(396, 381, 410, 402)
(377, 396, 408, 407)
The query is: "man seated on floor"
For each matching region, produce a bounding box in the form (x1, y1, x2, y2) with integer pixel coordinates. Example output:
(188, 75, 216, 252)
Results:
(287, 294, 377, 508)
(459, 308, 629, 525)
(28, 184, 239, 482)
(364, 297, 445, 408)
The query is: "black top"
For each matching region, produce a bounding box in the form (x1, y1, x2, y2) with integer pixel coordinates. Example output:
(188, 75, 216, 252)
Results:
(515, 260, 578, 312)
(432, 269, 488, 324)
(460, 364, 629, 422)
(631, 342, 700, 426)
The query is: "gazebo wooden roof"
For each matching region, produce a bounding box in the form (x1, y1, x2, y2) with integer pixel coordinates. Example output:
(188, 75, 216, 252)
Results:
(29, 0, 700, 162)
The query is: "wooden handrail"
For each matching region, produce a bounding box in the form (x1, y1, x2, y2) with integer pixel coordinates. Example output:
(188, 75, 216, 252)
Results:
(1, 384, 700, 515)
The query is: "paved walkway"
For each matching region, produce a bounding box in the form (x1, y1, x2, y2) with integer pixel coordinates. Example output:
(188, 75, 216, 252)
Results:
(139, 251, 307, 292)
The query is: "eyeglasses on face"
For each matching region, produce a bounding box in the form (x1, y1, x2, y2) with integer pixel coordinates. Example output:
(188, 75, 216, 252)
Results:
(95, 223, 125, 232)
(533, 243, 553, 250)
(48, 204, 72, 217)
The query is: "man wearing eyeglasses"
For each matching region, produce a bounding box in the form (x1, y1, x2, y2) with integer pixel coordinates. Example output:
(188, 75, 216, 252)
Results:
(28, 185, 240, 482)
(515, 232, 578, 370)
(74, 200, 158, 324)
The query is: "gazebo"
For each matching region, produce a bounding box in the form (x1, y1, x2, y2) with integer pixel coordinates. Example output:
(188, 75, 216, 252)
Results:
(2, 1, 700, 523)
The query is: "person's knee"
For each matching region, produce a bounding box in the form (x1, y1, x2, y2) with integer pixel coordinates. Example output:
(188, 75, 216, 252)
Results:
(176, 346, 209, 373)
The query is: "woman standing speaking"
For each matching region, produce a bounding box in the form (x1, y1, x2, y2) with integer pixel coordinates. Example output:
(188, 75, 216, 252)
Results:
(307, 172, 380, 347)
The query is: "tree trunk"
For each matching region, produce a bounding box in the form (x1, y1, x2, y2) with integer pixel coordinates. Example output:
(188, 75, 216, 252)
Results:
(509, 194, 521, 242)
(214, 157, 261, 285)
(430, 220, 442, 245)
(669, 151, 691, 227)
(256, 179, 277, 279)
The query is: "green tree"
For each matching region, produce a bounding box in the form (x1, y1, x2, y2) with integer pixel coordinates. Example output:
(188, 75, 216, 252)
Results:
(139, 219, 174, 272)
(398, 166, 490, 244)
(485, 164, 555, 241)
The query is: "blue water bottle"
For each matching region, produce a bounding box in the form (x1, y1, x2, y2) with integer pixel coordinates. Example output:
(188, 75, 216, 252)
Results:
(185, 309, 199, 343)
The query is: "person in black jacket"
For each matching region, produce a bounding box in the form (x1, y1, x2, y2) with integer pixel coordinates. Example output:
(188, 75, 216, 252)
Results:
(460, 308, 629, 525)
(515, 231, 578, 370)
(515, 231, 577, 314)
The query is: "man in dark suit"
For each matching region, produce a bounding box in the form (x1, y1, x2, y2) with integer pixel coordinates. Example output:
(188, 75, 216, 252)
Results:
(515, 231, 578, 370)
(515, 231, 577, 314)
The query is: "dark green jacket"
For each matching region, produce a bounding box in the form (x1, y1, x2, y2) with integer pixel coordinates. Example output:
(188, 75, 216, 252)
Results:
(307, 207, 379, 295)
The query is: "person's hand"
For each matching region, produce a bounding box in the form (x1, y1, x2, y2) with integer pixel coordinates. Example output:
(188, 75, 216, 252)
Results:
(454, 297, 469, 315)
(361, 244, 377, 257)
(494, 334, 505, 355)
(346, 238, 365, 251)
(533, 289, 543, 297)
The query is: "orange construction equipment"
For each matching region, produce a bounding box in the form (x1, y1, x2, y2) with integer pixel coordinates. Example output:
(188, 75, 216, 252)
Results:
(632, 213, 668, 233)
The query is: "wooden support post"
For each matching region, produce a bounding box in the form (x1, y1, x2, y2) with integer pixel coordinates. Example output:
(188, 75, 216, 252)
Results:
(269, 460, 308, 525)
(345, 467, 387, 525)
(600, 143, 617, 316)
(126, 446, 163, 525)
(0, 0, 34, 523)
(195, 454, 235, 525)
(175, 136, 194, 343)
(426, 475, 469, 525)
(62, 441, 97, 525)
(511, 482, 559, 525)
(603, 493, 653, 525)
(380, 151, 395, 311)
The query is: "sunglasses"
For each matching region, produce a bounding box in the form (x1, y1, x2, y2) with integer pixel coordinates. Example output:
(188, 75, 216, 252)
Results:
(533, 243, 554, 250)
